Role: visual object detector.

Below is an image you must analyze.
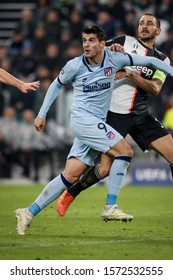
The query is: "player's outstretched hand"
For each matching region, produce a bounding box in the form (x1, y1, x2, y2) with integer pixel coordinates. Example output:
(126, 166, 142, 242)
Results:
(19, 81, 40, 93)
(115, 67, 136, 80)
(34, 116, 46, 132)
(109, 43, 124, 52)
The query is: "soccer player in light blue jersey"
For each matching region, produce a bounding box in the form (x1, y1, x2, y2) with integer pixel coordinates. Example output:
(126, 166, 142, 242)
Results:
(15, 25, 173, 235)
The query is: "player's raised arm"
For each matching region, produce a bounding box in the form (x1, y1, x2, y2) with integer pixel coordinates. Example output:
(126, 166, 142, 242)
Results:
(127, 53, 173, 77)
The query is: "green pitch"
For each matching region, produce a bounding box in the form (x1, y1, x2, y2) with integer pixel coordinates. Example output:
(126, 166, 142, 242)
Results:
(0, 184, 173, 260)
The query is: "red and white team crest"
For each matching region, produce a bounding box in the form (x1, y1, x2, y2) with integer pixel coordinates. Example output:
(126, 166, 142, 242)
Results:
(106, 131, 115, 139)
(104, 67, 112, 77)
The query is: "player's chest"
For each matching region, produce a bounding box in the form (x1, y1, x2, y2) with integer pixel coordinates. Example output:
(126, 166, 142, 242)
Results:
(76, 66, 114, 85)
(125, 40, 155, 79)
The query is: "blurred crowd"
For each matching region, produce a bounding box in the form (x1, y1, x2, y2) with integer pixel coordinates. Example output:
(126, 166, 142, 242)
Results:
(0, 0, 173, 180)
(0, 106, 73, 180)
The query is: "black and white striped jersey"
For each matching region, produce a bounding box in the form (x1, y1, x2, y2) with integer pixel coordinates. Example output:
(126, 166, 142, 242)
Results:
(106, 35, 170, 115)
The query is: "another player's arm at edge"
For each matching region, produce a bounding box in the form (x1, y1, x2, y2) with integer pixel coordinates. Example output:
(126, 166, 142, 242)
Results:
(0, 68, 40, 93)
(0, 68, 24, 88)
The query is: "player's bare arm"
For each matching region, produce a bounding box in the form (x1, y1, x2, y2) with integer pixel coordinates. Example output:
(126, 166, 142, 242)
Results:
(0, 68, 40, 93)
(116, 67, 163, 96)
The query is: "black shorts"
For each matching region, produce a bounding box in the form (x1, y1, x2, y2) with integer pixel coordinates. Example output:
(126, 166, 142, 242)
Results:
(107, 111, 169, 152)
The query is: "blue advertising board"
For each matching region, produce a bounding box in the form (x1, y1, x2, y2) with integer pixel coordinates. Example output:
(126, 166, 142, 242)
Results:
(131, 160, 173, 186)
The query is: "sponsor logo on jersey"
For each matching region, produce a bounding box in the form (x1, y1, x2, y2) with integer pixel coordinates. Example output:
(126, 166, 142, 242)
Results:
(104, 67, 112, 77)
(83, 82, 111, 92)
(131, 65, 154, 77)
(106, 131, 115, 139)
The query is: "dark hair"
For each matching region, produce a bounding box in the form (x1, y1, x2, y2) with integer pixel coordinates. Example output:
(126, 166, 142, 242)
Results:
(82, 25, 106, 41)
(141, 13, 161, 28)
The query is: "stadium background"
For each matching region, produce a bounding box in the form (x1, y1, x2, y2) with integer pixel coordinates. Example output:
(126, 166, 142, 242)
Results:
(0, 0, 173, 185)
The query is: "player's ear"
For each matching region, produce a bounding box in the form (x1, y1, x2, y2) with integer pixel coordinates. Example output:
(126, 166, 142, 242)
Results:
(156, 28, 161, 36)
(101, 40, 106, 48)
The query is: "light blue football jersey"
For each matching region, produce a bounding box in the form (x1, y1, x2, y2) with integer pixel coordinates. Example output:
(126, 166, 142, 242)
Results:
(58, 50, 126, 120)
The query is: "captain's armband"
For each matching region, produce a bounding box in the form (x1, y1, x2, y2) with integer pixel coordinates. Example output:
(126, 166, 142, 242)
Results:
(152, 70, 166, 83)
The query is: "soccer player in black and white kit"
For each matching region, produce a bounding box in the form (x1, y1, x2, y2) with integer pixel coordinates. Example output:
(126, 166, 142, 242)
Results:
(57, 14, 173, 221)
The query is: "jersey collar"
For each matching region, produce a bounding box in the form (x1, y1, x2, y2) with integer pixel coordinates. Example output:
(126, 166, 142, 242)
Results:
(137, 38, 155, 51)
(82, 50, 106, 71)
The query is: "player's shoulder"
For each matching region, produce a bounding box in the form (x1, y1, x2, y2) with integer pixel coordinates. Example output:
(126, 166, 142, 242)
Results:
(105, 48, 128, 62)
(124, 35, 137, 45)
(154, 48, 170, 64)
(105, 48, 121, 58)
(106, 34, 127, 46)
(66, 55, 83, 68)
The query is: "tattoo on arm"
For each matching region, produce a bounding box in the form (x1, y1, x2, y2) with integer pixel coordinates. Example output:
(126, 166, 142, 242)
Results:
(152, 78, 163, 90)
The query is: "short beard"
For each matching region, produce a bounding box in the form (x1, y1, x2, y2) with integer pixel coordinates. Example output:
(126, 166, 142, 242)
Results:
(139, 35, 155, 43)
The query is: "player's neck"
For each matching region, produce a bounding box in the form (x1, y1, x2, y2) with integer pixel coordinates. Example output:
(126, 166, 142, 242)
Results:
(86, 51, 104, 65)
(138, 38, 155, 49)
